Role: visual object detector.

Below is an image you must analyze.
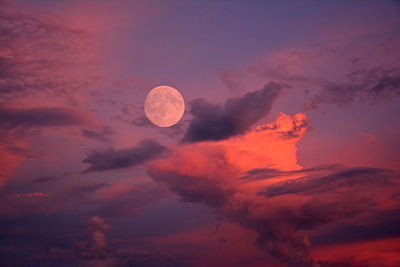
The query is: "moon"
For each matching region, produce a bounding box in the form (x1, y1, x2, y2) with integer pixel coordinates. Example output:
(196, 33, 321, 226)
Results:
(144, 85, 185, 127)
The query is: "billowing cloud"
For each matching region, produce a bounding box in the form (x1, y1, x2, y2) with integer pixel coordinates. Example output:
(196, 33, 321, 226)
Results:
(0, 1, 398, 266)
(148, 112, 400, 266)
(74, 216, 109, 261)
(150, 112, 311, 265)
(82, 139, 169, 173)
(182, 81, 282, 142)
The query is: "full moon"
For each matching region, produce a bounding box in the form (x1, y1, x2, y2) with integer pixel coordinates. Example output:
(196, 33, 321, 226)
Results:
(144, 85, 185, 127)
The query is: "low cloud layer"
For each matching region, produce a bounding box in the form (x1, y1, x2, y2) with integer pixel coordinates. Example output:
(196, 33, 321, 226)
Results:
(182, 81, 282, 142)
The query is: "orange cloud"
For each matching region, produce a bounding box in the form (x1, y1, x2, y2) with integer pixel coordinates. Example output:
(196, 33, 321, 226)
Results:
(155, 112, 308, 180)
(148, 112, 399, 266)
(149, 112, 316, 265)
(221, 112, 309, 172)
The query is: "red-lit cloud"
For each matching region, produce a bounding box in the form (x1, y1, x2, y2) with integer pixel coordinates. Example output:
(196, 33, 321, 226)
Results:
(0, 1, 399, 266)
(148, 112, 400, 266)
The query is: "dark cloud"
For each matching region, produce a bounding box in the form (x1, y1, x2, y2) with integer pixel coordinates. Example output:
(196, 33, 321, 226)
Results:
(303, 82, 359, 110)
(149, 157, 400, 266)
(82, 139, 169, 173)
(261, 167, 396, 197)
(304, 66, 400, 110)
(0, 211, 187, 266)
(0, 213, 87, 266)
(0, 106, 86, 130)
(131, 115, 187, 140)
(0, 180, 175, 265)
(311, 209, 400, 246)
(369, 73, 400, 98)
(182, 81, 282, 142)
(310, 208, 400, 267)
(248, 46, 400, 111)
(239, 168, 284, 181)
(240, 164, 343, 181)
(121, 107, 187, 140)
(237, 195, 376, 267)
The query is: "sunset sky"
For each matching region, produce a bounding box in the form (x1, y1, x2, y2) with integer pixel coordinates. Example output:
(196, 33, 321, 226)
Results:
(1, 0, 400, 266)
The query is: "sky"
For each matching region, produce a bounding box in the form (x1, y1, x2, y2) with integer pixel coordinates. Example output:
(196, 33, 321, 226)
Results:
(0, 0, 400, 266)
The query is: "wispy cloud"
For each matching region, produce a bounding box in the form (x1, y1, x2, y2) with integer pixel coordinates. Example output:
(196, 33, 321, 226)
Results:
(0, 2, 100, 104)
